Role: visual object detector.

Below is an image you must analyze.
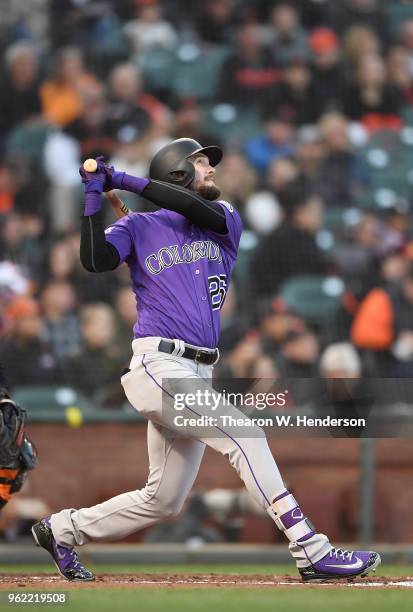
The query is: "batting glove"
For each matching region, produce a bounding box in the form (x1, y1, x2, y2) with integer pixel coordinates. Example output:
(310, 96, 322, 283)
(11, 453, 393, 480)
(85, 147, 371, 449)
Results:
(79, 156, 107, 194)
(100, 162, 126, 191)
(81, 157, 150, 195)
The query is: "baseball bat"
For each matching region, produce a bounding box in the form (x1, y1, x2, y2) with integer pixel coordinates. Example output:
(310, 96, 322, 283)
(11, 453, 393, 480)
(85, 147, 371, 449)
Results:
(106, 191, 132, 219)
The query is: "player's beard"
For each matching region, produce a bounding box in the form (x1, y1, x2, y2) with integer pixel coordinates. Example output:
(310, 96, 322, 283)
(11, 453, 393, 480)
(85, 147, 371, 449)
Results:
(192, 179, 221, 201)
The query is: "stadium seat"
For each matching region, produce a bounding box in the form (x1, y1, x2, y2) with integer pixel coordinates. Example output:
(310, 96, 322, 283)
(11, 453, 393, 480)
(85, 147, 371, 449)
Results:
(323, 208, 346, 230)
(384, 2, 413, 29)
(172, 44, 231, 99)
(279, 275, 345, 324)
(359, 129, 413, 208)
(7, 122, 53, 165)
(232, 230, 259, 311)
(13, 385, 93, 412)
(140, 44, 230, 99)
(12, 386, 147, 420)
(202, 104, 262, 145)
(401, 105, 413, 126)
(324, 207, 362, 233)
(140, 47, 176, 93)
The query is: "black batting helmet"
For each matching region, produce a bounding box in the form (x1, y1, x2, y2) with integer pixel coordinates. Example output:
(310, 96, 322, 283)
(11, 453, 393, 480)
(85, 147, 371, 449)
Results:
(149, 138, 222, 188)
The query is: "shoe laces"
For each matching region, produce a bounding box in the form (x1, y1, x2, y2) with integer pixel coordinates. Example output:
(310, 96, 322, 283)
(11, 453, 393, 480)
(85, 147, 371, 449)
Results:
(67, 548, 83, 569)
(56, 543, 83, 570)
(329, 547, 354, 562)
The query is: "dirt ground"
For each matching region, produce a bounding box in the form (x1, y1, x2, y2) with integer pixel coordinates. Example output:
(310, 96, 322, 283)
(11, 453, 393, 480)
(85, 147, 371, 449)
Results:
(0, 573, 412, 589)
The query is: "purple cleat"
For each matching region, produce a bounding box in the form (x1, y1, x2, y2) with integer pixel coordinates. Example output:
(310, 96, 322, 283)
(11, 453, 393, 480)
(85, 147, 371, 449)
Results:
(299, 547, 381, 582)
(32, 517, 94, 582)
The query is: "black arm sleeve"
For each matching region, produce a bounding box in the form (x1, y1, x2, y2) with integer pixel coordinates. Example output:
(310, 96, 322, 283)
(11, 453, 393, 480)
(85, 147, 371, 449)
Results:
(142, 180, 228, 234)
(80, 212, 121, 272)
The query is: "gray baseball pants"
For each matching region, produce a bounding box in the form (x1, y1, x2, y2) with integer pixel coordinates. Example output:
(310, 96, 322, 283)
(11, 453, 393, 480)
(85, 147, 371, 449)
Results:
(51, 337, 331, 567)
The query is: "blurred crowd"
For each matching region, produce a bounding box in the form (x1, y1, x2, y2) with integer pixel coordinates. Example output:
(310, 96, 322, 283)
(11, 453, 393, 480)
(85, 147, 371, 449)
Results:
(1, 0, 413, 408)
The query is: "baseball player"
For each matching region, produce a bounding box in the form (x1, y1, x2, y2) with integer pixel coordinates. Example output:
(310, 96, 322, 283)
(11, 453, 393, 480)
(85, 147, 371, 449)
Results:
(32, 139, 380, 582)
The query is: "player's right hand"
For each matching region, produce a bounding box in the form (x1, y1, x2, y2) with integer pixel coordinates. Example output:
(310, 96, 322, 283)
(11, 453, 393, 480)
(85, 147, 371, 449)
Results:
(99, 161, 126, 192)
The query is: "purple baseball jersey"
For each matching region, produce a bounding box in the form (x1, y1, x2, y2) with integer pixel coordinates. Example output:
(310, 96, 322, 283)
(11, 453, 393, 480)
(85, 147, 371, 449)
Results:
(105, 202, 243, 349)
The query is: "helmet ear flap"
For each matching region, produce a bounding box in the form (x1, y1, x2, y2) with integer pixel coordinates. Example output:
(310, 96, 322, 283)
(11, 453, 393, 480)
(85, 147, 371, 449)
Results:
(166, 159, 195, 188)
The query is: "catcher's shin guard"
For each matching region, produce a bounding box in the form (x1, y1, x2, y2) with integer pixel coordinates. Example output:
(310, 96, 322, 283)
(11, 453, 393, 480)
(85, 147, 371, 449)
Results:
(0, 389, 37, 508)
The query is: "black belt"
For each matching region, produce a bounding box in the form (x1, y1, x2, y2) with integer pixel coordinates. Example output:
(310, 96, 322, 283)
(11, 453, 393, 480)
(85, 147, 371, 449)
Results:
(158, 340, 219, 365)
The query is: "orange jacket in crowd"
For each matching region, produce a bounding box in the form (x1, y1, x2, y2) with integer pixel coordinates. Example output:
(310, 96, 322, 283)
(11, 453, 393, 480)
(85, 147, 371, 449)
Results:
(40, 74, 98, 128)
(351, 288, 394, 350)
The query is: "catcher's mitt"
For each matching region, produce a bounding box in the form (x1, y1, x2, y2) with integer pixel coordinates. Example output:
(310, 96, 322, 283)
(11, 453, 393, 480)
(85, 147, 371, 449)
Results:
(0, 388, 38, 509)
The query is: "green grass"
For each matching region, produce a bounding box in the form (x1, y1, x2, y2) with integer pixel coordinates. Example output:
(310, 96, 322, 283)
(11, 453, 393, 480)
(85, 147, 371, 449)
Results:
(0, 588, 412, 612)
(0, 565, 411, 612)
